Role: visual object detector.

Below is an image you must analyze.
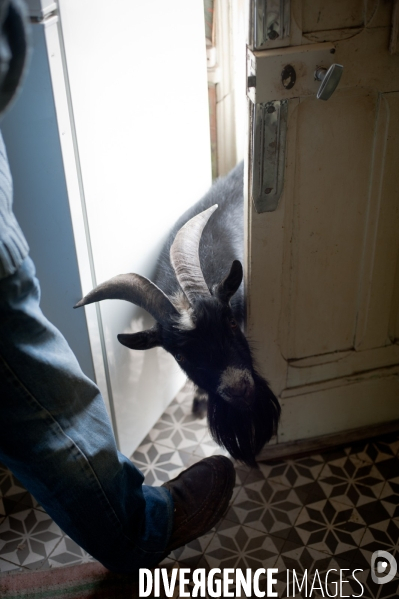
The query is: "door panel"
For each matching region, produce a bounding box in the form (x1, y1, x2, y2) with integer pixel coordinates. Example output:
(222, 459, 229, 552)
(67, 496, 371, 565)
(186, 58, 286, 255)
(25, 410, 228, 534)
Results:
(285, 92, 377, 359)
(296, 0, 391, 43)
(301, 0, 366, 33)
(355, 93, 399, 350)
(246, 0, 399, 449)
(280, 373, 399, 442)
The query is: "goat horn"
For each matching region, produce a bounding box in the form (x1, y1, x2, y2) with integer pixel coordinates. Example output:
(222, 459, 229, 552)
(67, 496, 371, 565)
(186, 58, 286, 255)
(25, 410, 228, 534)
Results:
(74, 273, 179, 326)
(170, 204, 218, 304)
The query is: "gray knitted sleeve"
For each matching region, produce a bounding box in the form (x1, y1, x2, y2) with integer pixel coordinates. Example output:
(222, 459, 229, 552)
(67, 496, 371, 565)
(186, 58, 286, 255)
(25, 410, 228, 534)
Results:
(0, 132, 29, 278)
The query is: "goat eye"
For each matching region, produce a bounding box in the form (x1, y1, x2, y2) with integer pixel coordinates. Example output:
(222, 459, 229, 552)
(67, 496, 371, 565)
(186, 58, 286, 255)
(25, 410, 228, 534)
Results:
(229, 318, 237, 328)
(175, 353, 184, 363)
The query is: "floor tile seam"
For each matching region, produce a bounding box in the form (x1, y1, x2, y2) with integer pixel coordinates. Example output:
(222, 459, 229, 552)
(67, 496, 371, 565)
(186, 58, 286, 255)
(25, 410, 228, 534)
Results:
(0, 486, 28, 499)
(244, 476, 297, 492)
(354, 526, 371, 554)
(0, 504, 45, 520)
(234, 466, 251, 487)
(0, 554, 29, 570)
(11, 505, 54, 521)
(145, 420, 207, 439)
(230, 500, 303, 526)
(198, 529, 217, 555)
(310, 491, 384, 510)
(132, 445, 192, 466)
(290, 502, 310, 529)
(229, 493, 304, 518)
(377, 478, 399, 502)
(237, 473, 317, 494)
(47, 555, 83, 569)
(248, 469, 330, 491)
(221, 511, 303, 538)
(215, 513, 247, 531)
(214, 522, 286, 551)
(277, 542, 352, 563)
(44, 532, 66, 563)
(151, 413, 208, 432)
(203, 550, 280, 572)
(141, 438, 204, 455)
(4, 491, 33, 518)
(312, 460, 332, 483)
(298, 493, 374, 514)
(172, 398, 203, 411)
(23, 558, 51, 572)
(227, 489, 253, 515)
(194, 428, 218, 447)
(136, 434, 210, 457)
(0, 492, 29, 518)
(317, 471, 387, 491)
(0, 513, 13, 534)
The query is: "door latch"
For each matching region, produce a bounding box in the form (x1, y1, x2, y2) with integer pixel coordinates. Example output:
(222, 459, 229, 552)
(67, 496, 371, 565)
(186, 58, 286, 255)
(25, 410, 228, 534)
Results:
(248, 42, 343, 213)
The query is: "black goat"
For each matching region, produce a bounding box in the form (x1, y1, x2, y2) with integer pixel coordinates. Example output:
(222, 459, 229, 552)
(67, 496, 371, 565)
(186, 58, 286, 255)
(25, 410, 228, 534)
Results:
(75, 163, 280, 466)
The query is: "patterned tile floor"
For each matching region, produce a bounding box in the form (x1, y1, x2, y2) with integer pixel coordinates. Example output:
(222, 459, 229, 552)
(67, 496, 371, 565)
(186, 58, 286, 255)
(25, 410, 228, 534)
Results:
(1, 382, 399, 598)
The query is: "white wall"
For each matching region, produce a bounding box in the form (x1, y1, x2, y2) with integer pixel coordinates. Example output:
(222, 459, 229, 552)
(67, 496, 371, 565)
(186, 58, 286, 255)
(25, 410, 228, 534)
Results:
(58, 0, 212, 455)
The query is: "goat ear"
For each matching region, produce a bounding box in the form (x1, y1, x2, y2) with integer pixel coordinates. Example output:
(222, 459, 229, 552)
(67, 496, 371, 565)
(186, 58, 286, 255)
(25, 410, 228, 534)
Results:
(215, 260, 243, 303)
(117, 329, 161, 350)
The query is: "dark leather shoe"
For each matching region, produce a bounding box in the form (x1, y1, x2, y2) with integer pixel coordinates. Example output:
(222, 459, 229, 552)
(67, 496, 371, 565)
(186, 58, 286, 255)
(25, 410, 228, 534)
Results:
(162, 456, 235, 552)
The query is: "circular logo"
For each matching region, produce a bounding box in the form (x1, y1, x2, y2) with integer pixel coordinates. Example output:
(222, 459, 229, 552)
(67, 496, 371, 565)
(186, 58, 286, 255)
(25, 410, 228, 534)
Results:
(371, 551, 397, 585)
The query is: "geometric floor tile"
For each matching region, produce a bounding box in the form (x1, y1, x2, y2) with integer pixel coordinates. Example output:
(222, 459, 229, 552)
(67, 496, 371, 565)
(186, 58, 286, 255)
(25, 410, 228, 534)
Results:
(130, 441, 197, 486)
(347, 434, 399, 465)
(48, 536, 96, 568)
(17, 493, 45, 513)
(204, 520, 283, 570)
(1, 378, 399, 594)
(225, 478, 303, 540)
(171, 382, 197, 406)
(250, 455, 327, 502)
(380, 481, 399, 519)
(169, 531, 215, 569)
(359, 517, 399, 566)
(319, 453, 386, 508)
(143, 400, 207, 453)
(0, 463, 28, 518)
(0, 509, 63, 567)
(293, 498, 367, 556)
(192, 429, 230, 459)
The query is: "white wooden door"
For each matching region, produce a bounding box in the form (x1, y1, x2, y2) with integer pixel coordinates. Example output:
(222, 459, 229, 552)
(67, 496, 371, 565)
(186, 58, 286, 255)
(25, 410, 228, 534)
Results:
(245, 0, 399, 450)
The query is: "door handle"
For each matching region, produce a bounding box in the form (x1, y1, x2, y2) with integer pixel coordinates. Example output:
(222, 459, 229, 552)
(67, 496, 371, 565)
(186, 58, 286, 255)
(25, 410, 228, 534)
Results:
(315, 64, 343, 100)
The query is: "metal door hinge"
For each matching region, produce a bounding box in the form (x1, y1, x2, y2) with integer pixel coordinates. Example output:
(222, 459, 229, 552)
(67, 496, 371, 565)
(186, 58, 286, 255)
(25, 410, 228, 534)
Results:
(249, 99, 288, 213)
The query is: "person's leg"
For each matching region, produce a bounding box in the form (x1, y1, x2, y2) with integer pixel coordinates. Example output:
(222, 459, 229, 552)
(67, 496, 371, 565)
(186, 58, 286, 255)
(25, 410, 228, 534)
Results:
(0, 255, 174, 572)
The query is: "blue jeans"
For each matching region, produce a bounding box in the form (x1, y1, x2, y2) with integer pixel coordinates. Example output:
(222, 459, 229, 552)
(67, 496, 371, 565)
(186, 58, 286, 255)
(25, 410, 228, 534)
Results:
(0, 256, 174, 573)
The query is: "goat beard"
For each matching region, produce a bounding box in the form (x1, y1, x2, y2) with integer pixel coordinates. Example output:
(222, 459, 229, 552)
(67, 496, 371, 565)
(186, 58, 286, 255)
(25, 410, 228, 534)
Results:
(207, 372, 281, 468)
